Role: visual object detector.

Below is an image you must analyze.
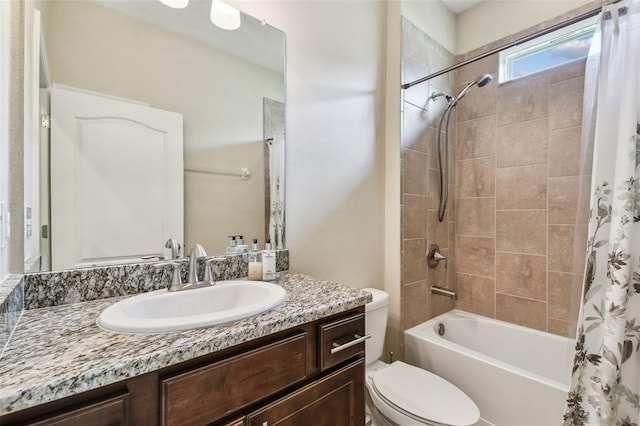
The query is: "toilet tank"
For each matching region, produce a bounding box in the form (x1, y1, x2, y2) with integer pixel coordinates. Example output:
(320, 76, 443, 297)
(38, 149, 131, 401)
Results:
(361, 287, 389, 366)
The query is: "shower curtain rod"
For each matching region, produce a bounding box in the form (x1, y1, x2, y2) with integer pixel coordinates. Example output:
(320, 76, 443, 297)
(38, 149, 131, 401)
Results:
(401, 0, 622, 90)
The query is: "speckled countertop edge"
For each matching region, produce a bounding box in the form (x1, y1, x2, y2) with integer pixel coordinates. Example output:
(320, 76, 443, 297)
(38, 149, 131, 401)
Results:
(0, 272, 371, 415)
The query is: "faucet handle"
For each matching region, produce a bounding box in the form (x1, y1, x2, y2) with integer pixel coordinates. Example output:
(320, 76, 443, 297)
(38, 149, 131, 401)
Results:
(164, 238, 181, 259)
(426, 244, 448, 269)
(153, 261, 183, 291)
(203, 256, 226, 286)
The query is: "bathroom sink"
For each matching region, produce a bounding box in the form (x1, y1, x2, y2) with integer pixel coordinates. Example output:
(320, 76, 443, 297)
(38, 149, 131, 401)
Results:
(97, 280, 287, 333)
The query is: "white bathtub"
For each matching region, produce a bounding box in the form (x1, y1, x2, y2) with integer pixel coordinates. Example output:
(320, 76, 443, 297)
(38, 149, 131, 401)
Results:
(404, 310, 575, 426)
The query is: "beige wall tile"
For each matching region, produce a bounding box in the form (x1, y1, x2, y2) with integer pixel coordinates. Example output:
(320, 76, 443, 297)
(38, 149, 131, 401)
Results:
(497, 74, 549, 127)
(456, 236, 495, 277)
(403, 194, 428, 239)
(496, 210, 547, 254)
(547, 318, 575, 337)
(549, 176, 580, 224)
(427, 209, 449, 248)
(497, 118, 548, 167)
(402, 103, 432, 153)
(402, 55, 431, 108)
(496, 252, 546, 300)
(455, 273, 496, 317)
(456, 61, 498, 123)
(457, 53, 499, 86)
(496, 165, 547, 209)
(428, 129, 446, 169)
(456, 197, 495, 237)
(548, 225, 576, 273)
(549, 77, 584, 130)
(548, 271, 574, 321)
(548, 58, 586, 83)
(403, 149, 429, 195)
(496, 294, 547, 331)
(428, 248, 449, 287)
(448, 221, 456, 260)
(457, 157, 495, 197)
(403, 238, 429, 284)
(549, 127, 581, 177)
(431, 290, 455, 318)
(448, 145, 457, 185)
(457, 115, 497, 160)
(403, 281, 430, 330)
(427, 168, 441, 208)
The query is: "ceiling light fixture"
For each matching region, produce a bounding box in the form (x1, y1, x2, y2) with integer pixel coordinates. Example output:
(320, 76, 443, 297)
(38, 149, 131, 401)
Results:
(158, 0, 189, 9)
(210, 0, 241, 31)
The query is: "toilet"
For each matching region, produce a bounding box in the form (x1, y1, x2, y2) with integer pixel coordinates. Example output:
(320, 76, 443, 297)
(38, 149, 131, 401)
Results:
(363, 288, 480, 426)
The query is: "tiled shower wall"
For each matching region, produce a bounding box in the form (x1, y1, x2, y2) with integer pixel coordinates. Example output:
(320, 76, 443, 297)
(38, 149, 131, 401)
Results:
(400, 16, 588, 339)
(400, 18, 457, 333)
(453, 54, 587, 336)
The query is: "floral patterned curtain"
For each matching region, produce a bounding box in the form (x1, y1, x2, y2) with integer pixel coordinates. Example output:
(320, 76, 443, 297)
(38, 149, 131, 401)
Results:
(268, 133, 285, 249)
(564, 2, 640, 425)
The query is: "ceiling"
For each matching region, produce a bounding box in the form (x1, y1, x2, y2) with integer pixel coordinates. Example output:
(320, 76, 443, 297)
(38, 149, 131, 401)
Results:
(441, 0, 484, 14)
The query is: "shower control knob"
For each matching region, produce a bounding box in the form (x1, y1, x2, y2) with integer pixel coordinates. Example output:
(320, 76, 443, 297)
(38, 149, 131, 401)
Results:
(427, 244, 448, 269)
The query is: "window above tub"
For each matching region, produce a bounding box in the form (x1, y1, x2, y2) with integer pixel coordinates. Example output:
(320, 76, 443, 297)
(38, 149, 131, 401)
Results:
(499, 16, 597, 83)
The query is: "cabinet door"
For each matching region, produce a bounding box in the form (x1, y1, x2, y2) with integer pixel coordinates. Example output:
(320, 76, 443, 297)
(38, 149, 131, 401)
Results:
(162, 333, 307, 426)
(27, 393, 129, 426)
(247, 359, 364, 426)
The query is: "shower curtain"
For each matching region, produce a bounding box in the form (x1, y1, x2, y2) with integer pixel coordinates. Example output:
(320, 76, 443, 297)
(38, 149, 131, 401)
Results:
(268, 133, 285, 249)
(564, 2, 640, 425)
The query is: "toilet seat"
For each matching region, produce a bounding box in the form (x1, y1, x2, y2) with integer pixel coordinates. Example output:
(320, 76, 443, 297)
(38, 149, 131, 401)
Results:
(368, 361, 479, 426)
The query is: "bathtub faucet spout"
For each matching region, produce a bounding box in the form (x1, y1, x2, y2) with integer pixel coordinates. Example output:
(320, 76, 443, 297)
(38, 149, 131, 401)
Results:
(430, 284, 457, 300)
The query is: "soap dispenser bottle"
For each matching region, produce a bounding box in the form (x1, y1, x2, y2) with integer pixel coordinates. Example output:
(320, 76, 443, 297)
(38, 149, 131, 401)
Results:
(226, 236, 237, 254)
(248, 238, 263, 281)
(262, 240, 276, 281)
(236, 235, 249, 254)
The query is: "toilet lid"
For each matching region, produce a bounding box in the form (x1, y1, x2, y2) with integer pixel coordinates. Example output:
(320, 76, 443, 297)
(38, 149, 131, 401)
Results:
(370, 361, 480, 426)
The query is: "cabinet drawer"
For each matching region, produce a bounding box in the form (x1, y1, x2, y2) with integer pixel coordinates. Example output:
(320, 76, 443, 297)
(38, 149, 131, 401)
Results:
(319, 314, 366, 371)
(247, 358, 365, 426)
(28, 393, 129, 426)
(161, 333, 307, 426)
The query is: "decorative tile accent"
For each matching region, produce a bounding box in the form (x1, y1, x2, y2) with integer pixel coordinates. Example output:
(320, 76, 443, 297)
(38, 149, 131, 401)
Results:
(0, 272, 369, 415)
(0, 275, 24, 359)
(24, 250, 289, 310)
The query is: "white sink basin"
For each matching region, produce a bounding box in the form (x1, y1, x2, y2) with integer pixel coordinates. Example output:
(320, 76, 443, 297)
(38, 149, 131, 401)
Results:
(97, 280, 287, 333)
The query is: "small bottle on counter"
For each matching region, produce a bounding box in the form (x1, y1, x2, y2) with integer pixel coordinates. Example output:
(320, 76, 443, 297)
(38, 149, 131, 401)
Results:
(248, 238, 263, 281)
(262, 240, 276, 281)
(226, 236, 237, 254)
(236, 235, 249, 254)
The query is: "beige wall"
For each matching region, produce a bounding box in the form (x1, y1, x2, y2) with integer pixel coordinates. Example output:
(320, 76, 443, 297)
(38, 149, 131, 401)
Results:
(46, 0, 284, 255)
(1, 0, 25, 281)
(0, 0, 13, 282)
(456, 0, 594, 54)
(232, 1, 388, 290)
(401, 0, 456, 54)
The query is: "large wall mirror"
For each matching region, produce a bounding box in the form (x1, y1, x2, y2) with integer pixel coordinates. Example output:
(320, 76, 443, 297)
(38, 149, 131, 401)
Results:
(24, 0, 285, 271)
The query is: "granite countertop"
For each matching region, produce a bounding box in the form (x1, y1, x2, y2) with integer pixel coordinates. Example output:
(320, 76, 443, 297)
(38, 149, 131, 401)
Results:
(0, 272, 371, 416)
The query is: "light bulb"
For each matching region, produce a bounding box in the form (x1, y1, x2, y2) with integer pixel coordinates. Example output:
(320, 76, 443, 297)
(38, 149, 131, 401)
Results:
(158, 0, 189, 8)
(210, 0, 241, 31)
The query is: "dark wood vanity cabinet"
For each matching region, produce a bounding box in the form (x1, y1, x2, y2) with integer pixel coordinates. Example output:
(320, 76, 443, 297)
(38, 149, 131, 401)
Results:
(2, 308, 365, 426)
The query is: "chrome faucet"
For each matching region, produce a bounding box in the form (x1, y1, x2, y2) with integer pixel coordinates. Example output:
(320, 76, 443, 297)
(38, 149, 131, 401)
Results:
(188, 244, 207, 285)
(165, 238, 181, 259)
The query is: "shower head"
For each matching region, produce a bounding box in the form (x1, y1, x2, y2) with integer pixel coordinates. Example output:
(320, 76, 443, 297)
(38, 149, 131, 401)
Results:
(475, 74, 493, 87)
(450, 73, 493, 107)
